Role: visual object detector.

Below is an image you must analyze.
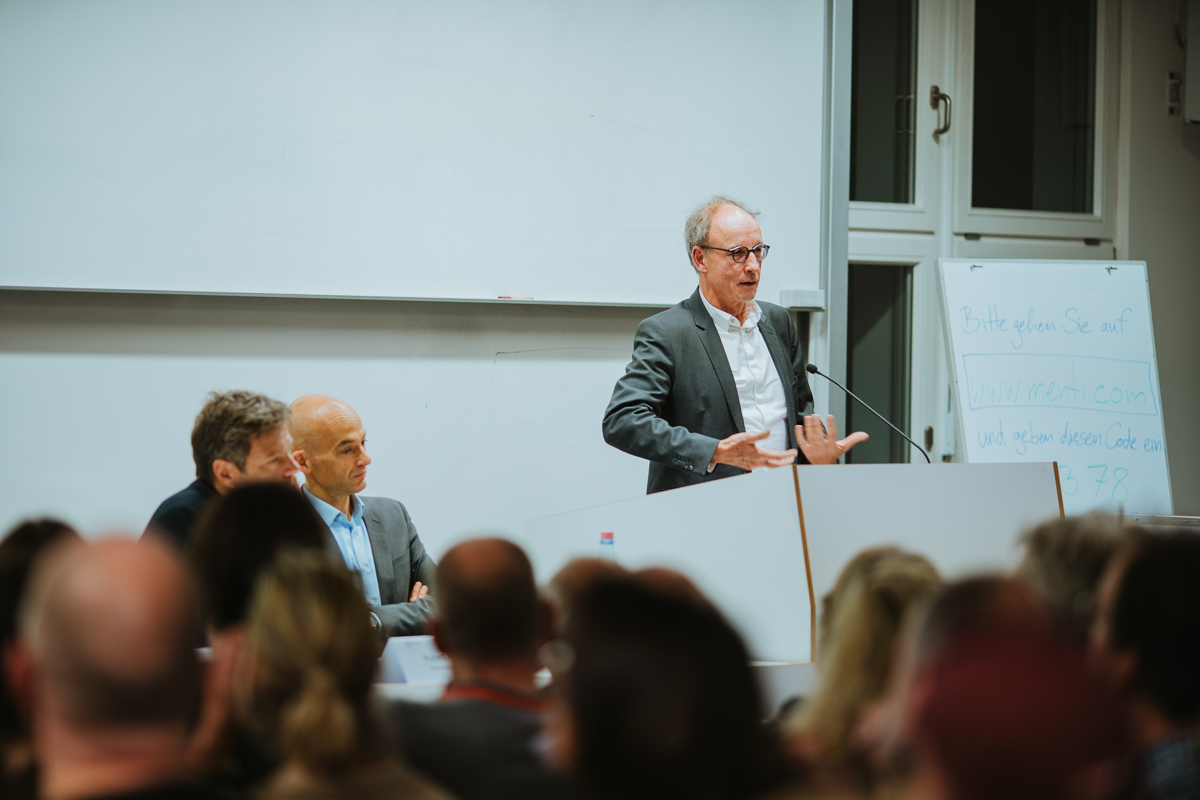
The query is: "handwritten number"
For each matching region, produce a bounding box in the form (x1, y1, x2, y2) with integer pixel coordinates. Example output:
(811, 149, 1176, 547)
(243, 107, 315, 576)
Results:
(1066, 464, 1130, 504)
(1112, 468, 1130, 504)
(1058, 465, 1079, 496)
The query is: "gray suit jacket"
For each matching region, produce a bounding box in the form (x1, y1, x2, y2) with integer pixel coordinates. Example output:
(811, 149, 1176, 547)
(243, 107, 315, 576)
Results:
(602, 288, 816, 494)
(323, 495, 437, 638)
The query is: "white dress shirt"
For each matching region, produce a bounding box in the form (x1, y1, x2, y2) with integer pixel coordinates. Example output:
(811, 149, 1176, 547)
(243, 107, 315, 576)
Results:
(699, 293, 790, 466)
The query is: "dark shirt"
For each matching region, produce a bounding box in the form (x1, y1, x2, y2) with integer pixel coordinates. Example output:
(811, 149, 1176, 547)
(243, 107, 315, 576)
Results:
(0, 761, 36, 800)
(1141, 732, 1200, 800)
(144, 480, 218, 549)
(390, 682, 561, 800)
(83, 781, 230, 800)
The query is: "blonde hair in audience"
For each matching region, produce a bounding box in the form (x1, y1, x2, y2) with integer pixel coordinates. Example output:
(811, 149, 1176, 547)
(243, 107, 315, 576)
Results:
(787, 546, 941, 760)
(1017, 511, 1133, 641)
(237, 550, 380, 777)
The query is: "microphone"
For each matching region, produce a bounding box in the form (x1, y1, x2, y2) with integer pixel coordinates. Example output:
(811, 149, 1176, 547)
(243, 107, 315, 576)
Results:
(805, 364, 932, 464)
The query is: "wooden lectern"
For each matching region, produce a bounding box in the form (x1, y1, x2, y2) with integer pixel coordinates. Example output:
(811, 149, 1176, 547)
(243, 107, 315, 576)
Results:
(523, 463, 1063, 664)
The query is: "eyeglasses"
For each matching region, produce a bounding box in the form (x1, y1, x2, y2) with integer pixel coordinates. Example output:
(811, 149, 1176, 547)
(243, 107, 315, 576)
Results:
(699, 244, 770, 263)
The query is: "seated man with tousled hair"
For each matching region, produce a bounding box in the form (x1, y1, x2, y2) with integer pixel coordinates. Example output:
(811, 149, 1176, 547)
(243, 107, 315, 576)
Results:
(5, 536, 221, 800)
(145, 390, 299, 549)
(388, 537, 559, 800)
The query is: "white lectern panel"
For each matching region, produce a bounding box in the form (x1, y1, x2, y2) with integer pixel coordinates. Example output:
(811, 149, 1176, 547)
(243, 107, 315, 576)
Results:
(796, 463, 1062, 604)
(523, 468, 811, 663)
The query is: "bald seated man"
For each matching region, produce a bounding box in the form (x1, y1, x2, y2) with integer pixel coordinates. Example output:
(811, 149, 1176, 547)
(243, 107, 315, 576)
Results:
(603, 196, 867, 494)
(6, 537, 217, 800)
(389, 538, 559, 800)
(289, 395, 435, 638)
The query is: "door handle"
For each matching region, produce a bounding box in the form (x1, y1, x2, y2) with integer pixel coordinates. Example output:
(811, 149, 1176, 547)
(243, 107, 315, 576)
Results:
(930, 85, 952, 142)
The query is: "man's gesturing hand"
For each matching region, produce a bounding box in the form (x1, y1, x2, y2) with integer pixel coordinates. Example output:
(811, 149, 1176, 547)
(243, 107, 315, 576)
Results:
(795, 414, 869, 465)
(409, 581, 429, 602)
(709, 429, 798, 472)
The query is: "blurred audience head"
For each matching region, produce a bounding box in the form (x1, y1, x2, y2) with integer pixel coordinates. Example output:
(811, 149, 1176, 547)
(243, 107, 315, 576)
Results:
(545, 557, 625, 636)
(916, 574, 1052, 658)
(1091, 532, 1200, 743)
(237, 549, 381, 778)
(1019, 512, 1134, 642)
(633, 566, 706, 603)
(548, 575, 790, 800)
(191, 389, 297, 493)
(0, 519, 79, 749)
(912, 626, 1126, 800)
(189, 482, 329, 633)
(432, 538, 550, 670)
(857, 575, 1053, 778)
(787, 547, 941, 764)
(11, 536, 203, 799)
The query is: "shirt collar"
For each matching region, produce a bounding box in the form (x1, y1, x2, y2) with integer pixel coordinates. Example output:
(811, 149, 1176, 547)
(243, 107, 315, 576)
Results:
(303, 485, 363, 526)
(699, 290, 761, 333)
(441, 680, 552, 712)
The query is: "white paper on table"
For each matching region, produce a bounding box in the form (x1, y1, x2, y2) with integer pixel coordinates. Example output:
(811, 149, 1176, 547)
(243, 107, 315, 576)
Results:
(379, 635, 452, 685)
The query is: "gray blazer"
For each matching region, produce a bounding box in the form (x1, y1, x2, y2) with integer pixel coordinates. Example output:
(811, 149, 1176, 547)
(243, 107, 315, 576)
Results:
(323, 495, 437, 638)
(603, 288, 816, 494)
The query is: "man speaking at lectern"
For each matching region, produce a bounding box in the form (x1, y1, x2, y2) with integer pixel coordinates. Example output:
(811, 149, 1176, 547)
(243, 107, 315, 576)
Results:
(603, 197, 867, 494)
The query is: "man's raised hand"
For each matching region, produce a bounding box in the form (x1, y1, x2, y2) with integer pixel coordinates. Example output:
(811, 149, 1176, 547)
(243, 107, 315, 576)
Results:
(710, 429, 798, 472)
(795, 414, 869, 465)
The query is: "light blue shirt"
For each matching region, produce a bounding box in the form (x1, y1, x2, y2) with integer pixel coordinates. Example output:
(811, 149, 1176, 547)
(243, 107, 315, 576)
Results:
(304, 486, 382, 608)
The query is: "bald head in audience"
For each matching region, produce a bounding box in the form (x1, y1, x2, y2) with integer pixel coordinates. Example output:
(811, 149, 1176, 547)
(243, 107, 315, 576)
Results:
(389, 539, 558, 800)
(431, 538, 551, 687)
(10, 537, 202, 800)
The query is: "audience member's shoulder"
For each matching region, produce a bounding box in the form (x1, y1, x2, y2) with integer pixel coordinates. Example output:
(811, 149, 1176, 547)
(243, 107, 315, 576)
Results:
(258, 759, 451, 800)
(393, 694, 542, 736)
(87, 781, 236, 800)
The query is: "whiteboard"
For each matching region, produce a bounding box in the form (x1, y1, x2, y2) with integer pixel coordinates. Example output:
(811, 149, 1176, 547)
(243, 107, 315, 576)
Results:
(0, 0, 826, 305)
(939, 259, 1172, 515)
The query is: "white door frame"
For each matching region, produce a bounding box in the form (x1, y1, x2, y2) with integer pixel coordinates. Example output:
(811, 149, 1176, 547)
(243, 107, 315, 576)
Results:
(848, 230, 954, 461)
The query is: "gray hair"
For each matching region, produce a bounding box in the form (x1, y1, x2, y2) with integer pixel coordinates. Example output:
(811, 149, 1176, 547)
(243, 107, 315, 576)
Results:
(683, 195, 759, 269)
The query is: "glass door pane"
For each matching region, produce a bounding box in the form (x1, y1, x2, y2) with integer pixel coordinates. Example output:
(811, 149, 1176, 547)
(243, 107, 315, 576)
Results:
(846, 263, 913, 463)
(850, 0, 919, 203)
(971, 0, 1097, 212)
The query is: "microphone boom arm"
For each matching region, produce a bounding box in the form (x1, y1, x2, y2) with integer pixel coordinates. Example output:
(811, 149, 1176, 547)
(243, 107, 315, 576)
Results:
(805, 364, 932, 464)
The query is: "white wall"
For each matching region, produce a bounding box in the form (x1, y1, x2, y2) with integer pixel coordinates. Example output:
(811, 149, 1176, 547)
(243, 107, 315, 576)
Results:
(0, 291, 662, 555)
(1117, 0, 1200, 514)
